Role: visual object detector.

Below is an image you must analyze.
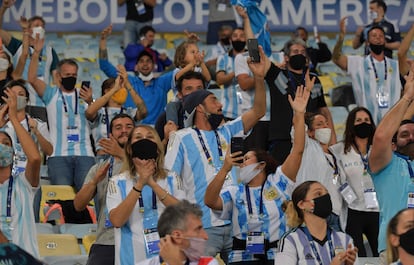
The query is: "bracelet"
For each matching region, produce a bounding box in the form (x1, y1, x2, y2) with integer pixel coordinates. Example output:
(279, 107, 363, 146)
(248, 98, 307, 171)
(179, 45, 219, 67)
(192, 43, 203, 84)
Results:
(132, 186, 142, 193)
(160, 190, 169, 201)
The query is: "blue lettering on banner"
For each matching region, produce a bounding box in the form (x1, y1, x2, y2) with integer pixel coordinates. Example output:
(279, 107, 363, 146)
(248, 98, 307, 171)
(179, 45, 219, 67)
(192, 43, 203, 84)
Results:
(2, 0, 414, 33)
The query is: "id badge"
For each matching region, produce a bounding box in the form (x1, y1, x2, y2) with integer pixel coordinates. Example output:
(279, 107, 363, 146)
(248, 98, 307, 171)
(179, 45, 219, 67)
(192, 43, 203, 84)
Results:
(104, 208, 113, 228)
(339, 183, 357, 205)
(376, 90, 389, 108)
(66, 126, 79, 142)
(136, 2, 146, 15)
(246, 232, 265, 254)
(144, 228, 160, 256)
(407, 182, 414, 208)
(363, 189, 379, 209)
(237, 91, 243, 105)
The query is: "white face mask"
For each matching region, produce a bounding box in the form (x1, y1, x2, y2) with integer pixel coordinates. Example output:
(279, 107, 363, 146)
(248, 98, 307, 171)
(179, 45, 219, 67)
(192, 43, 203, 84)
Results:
(16, 96, 27, 111)
(0, 58, 9, 72)
(31, 26, 45, 39)
(138, 72, 154, 82)
(369, 11, 378, 20)
(314, 128, 331, 145)
(239, 162, 263, 184)
(182, 237, 207, 262)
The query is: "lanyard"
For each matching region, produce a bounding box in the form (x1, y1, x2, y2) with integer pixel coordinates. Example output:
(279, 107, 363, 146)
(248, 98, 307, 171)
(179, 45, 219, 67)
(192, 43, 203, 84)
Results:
(59, 89, 78, 115)
(108, 157, 114, 179)
(302, 226, 335, 265)
(245, 180, 266, 217)
(395, 152, 414, 179)
(354, 144, 370, 173)
(6, 176, 13, 222)
(104, 107, 124, 137)
(325, 151, 339, 176)
(287, 70, 306, 91)
(193, 128, 223, 165)
(369, 55, 387, 82)
(138, 190, 157, 213)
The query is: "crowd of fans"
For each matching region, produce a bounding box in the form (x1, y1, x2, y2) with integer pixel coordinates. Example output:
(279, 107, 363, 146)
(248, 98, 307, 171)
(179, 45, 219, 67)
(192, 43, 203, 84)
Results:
(2, 0, 414, 265)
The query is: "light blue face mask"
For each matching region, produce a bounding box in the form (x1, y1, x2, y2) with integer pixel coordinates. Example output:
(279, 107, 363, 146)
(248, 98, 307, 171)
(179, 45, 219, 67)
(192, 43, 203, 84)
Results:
(0, 143, 13, 167)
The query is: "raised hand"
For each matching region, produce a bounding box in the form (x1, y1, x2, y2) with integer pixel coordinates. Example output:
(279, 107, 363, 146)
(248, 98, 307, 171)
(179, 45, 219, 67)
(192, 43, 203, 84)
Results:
(3, 88, 17, 120)
(288, 85, 310, 114)
(223, 149, 243, 172)
(184, 29, 200, 42)
(304, 69, 316, 92)
(2, 0, 16, 8)
(33, 33, 45, 52)
(403, 62, 414, 101)
(101, 24, 112, 40)
(235, 5, 248, 19)
(135, 158, 156, 186)
(0, 104, 8, 128)
(19, 16, 29, 30)
(340, 17, 348, 35)
(247, 46, 267, 78)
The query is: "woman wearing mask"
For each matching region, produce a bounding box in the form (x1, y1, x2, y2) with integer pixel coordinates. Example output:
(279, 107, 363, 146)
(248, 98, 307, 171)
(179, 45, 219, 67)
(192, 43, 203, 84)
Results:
(386, 208, 414, 265)
(2, 79, 52, 173)
(296, 112, 346, 232)
(106, 125, 181, 265)
(85, 73, 147, 161)
(204, 85, 309, 264)
(0, 87, 41, 258)
(278, 181, 358, 264)
(330, 107, 379, 257)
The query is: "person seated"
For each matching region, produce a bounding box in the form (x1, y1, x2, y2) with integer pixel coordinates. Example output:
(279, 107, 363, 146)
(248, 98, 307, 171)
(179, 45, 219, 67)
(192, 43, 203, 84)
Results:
(277, 181, 358, 265)
(386, 208, 414, 265)
(123, 25, 172, 73)
(138, 200, 220, 265)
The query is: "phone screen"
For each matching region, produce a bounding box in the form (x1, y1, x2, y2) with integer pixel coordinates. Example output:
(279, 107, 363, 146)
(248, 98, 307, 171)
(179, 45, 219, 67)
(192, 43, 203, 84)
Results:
(81, 81, 91, 89)
(247, 39, 260, 63)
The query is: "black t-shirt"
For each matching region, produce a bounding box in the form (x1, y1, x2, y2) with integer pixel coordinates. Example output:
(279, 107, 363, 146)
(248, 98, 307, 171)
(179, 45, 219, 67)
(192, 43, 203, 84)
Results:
(265, 63, 327, 141)
(126, 0, 154, 22)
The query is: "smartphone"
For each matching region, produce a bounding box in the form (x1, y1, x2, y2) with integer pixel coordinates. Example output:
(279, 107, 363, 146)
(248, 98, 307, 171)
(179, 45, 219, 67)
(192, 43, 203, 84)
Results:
(247, 38, 260, 63)
(81, 81, 90, 89)
(231, 137, 245, 154)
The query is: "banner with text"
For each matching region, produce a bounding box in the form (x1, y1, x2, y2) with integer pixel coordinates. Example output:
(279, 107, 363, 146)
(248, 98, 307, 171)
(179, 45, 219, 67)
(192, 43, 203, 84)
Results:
(2, 0, 414, 33)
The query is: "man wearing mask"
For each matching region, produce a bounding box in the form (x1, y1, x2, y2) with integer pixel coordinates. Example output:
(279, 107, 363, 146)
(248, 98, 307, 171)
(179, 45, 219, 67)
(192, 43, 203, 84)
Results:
(333, 18, 401, 125)
(165, 46, 268, 264)
(137, 200, 219, 265)
(265, 38, 335, 163)
(123, 25, 172, 73)
(205, 24, 234, 74)
(216, 27, 246, 121)
(294, 26, 332, 73)
(99, 25, 173, 125)
(352, 0, 400, 59)
(369, 63, 414, 265)
(28, 41, 95, 192)
(0, 0, 59, 107)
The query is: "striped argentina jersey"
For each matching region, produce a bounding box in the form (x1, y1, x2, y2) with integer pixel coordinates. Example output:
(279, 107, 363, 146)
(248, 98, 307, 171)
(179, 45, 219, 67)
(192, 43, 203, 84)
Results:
(216, 53, 240, 119)
(42, 86, 94, 157)
(277, 226, 356, 265)
(218, 166, 294, 262)
(234, 53, 271, 120)
(0, 172, 39, 258)
(347, 55, 400, 125)
(165, 117, 246, 228)
(106, 172, 178, 265)
(90, 107, 136, 152)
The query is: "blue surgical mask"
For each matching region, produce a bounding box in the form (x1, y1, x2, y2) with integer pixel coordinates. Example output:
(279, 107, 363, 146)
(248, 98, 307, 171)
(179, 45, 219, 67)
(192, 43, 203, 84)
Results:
(0, 143, 13, 167)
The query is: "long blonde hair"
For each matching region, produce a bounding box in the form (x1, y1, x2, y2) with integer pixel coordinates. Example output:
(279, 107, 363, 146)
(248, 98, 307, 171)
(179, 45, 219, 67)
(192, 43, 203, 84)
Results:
(123, 125, 166, 180)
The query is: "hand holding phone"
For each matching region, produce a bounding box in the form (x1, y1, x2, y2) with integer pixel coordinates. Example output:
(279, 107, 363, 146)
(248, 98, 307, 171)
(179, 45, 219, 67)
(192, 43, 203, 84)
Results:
(247, 39, 260, 63)
(231, 137, 245, 163)
(81, 81, 90, 90)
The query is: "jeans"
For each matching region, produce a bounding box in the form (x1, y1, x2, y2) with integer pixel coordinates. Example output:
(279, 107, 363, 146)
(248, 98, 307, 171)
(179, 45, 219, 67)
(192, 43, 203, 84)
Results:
(123, 20, 152, 48)
(205, 224, 233, 264)
(47, 156, 95, 191)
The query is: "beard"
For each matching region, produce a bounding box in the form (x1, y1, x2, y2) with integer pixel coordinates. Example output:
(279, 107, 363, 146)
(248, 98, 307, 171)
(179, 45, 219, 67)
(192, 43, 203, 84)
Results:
(397, 141, 414, 159)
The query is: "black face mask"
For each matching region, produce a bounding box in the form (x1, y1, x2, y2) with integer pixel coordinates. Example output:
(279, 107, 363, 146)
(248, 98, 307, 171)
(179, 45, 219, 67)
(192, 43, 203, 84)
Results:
(289, 54, 307, 70)
(312, 193, 332, 219)
(131, 139, 158, 160)
(399, 228, 414, 255)
(232, 41, 246, 52)
(354, 122, 374, 139)
(61, 77, 77, 91)
(370, 44, 385, 55)
(221, 37, 231, 46)
(208, 113, 224, 130)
